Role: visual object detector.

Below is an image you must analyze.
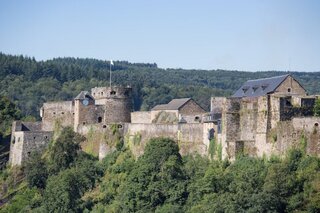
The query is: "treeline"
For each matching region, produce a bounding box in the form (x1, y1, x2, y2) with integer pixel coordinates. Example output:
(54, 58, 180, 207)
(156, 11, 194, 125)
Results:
(1, 53, 320, 118)
(0, 128, 319, 212)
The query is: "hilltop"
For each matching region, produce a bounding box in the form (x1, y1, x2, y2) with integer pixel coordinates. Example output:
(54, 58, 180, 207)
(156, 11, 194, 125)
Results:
(0, 53, 320, 118)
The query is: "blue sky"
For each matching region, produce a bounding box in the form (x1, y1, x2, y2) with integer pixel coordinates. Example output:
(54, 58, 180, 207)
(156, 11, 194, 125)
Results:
(0, 0, 319, 71)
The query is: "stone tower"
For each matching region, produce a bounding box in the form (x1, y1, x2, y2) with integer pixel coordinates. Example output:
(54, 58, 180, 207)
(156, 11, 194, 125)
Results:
(74, 91, 95, 131)
(91, 86, 132, 123)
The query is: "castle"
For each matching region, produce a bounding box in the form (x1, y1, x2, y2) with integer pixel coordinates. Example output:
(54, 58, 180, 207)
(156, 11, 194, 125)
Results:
(9, 74, 320, 165)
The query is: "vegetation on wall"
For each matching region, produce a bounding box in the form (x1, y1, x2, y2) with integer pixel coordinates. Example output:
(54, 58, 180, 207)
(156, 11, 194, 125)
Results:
(1, 131, 320, 212)
(313, 98, 320, 116)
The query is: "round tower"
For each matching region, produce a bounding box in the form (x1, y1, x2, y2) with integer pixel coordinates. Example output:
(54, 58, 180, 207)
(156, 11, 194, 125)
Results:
(91, 86, 132, 123)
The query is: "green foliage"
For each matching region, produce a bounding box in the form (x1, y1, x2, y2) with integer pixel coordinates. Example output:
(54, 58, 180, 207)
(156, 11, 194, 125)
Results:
(208, 138, 215, 159)
(120, 138, 187, 212)
(47, 126, 85, 173)
(313, 98, 320, 116)
(2, 133, 320, 212)
(0, 187, 40, 213)
(1, 53, 320, 119)
(24, 152, 48, 189)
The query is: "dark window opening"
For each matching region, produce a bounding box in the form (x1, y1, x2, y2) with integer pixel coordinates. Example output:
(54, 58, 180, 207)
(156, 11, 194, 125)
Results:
(101, 92, 104, 95)
(252, 86, 259, 92)
(288, 88, 291, 92)
(45, 136, 48, 139)
(33, 136, 36, 139)
(83, 122, 86, 125)
(208, 128, 215, 140)
(315, 123, 319, 127)
(98, 117, 102, 123)
(53, 112, 56, 115)
(194, 116, 200, 122)
(102, 125, 107, 128)
(73, 113, 75, 115)
(62, 112, 64, 114)
(118, 124, 123, 128)
(110, 91, 116, 95)
(12, 137, 15, 144)
(27, 152, 31, 156)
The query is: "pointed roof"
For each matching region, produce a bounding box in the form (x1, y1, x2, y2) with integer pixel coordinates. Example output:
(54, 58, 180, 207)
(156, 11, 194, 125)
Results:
(152, 98, 192, 110)
(232, 74, 293, 98)
(74, 91, 94, 100)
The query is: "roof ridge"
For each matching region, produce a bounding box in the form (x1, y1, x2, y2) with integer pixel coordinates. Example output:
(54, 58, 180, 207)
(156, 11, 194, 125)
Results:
(247, 74, 289, 82)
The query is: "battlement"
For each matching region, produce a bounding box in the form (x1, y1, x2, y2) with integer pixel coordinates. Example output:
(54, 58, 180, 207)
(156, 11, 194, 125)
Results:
(91, 86, 132, 100)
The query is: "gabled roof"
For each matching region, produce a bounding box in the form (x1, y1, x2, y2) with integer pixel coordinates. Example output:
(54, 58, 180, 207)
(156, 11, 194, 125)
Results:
(152, 98, 192, 110)
(232, 74, 291, 98)
(74, 91, 94, 100)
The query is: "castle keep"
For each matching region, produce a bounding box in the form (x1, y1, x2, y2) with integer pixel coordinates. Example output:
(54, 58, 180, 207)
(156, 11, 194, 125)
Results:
(9, 75, 320, 165)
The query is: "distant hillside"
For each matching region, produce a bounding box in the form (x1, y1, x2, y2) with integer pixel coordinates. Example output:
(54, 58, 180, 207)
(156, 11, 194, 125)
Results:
(0, 52, 319, 118)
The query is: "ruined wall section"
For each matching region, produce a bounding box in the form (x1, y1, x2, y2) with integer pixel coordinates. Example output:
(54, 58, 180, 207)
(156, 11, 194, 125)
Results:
(239, 97, 258, 142)
(220, 98, 241, 160)
(179, 100, 206, 115)
(121, 123, 209, 158)
(211, 97, 225, 114)
(274, 75, 307, 96)
(42, 101, 74, 131)
(9, 129, 53, 166)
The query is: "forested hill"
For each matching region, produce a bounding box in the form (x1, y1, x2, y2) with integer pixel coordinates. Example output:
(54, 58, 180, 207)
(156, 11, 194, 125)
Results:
(1, 52, 320, 118)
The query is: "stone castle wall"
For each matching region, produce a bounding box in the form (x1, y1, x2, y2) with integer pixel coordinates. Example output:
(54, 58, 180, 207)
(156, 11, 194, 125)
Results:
(9, 129, 52, 166)
(91, 87, 133, 123)
(120, 123, 213, 157)
(42, 101, 74, 131)
(131, 111, 151, 123)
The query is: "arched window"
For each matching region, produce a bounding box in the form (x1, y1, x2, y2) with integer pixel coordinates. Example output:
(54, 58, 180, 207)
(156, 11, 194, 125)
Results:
(98, 117, 102, 123)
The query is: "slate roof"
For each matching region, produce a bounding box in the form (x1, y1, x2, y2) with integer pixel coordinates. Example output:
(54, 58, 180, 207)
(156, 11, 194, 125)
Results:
(74, 91, 94, 100)
(152, 98, 191, 110)
(232, 74, 291, 98)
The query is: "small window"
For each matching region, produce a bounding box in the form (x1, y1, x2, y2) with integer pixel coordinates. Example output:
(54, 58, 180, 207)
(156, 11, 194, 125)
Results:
(194, 116, 200, 122)
(315, 123, 319, 127)
(98, 117, 102, 123)
(102, 125, 107, 128)
(18, 137, 20, 142)
(61, 112, 64, 114)
(101, 92, 104, 95)
(53, 112, 56, 115)
(27, 152, 31, 156)
(73, 113, 75, 115)
(110, 91, 116, 95)
(118, 124, 123, 129)
(83, 122, 86, 125)
(45, 136, 48, 139)
(33, 136, 36, 139)
(12, 137, 15, 144)
(288, 88, 291, 92)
